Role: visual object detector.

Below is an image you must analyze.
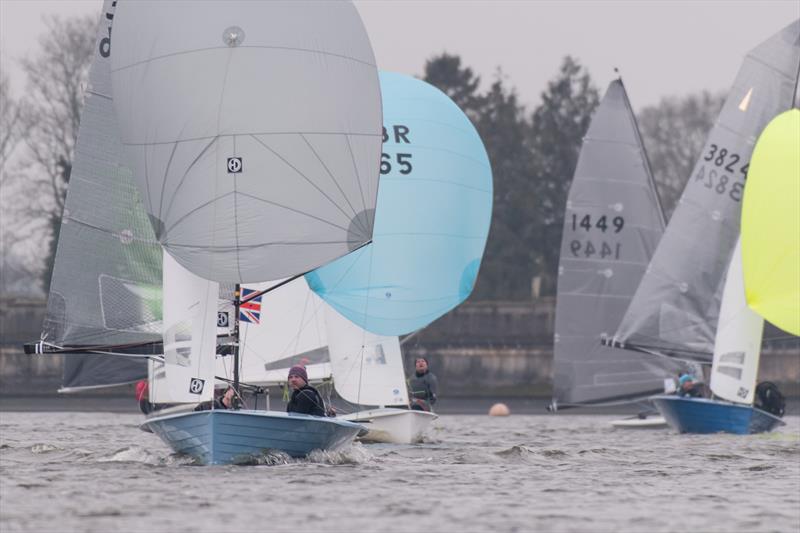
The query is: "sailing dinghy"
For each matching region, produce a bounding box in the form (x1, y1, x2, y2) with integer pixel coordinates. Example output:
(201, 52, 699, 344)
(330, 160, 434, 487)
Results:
(550, 78, 682, 428)
(652, 240, 785, 433)
(615, 20, 800, 434)
(28, 0, 386, 464)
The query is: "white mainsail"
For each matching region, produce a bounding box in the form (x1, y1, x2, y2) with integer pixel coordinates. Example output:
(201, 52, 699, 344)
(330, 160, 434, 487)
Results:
(216, 278, 330, 386)
(709, 240, 764, 404)
(150, 252, 218, 404)
(325, 305, 408, 407)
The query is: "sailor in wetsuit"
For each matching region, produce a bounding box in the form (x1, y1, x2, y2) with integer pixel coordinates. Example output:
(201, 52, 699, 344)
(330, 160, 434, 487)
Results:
(408, 357, 438, 412)
(286, 365, 327, 417)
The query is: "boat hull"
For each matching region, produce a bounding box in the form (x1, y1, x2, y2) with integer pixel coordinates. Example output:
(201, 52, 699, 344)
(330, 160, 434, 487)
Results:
(341, 408, 437, 444)
(141, 409, 364, 465)
(652, 395, 785, 434)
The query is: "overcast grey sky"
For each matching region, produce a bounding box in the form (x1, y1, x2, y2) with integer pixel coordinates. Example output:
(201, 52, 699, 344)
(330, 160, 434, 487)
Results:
(1, 0, 798, 111)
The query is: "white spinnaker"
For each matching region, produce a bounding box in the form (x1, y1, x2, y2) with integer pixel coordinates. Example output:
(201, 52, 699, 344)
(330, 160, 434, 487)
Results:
(710, 239, 764, 405)
(217, 278, 329, 386)
(325, 306, 408, 407)
(150, 251, 217, 404)
(110, 1, 382, 283)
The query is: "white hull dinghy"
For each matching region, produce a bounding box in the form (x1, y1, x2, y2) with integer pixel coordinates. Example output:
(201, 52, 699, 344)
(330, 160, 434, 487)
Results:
(341, 408, 437, 444)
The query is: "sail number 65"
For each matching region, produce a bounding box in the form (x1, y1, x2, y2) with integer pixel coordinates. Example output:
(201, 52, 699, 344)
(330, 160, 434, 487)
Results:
(380, 153, 413, 175)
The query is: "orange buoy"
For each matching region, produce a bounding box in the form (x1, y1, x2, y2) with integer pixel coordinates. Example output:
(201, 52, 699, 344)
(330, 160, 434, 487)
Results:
(489, 403, 510, 416)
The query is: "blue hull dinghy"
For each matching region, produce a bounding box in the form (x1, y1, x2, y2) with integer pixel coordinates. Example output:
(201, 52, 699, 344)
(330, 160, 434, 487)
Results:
(652, 395, 785, 435)
(142, 409, 364, 465)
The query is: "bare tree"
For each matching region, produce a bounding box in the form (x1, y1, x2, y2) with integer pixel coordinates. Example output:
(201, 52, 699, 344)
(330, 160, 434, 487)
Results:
(17, 14, 96, 292)
(0, 73, 22, 173)
(1, 71, 43, 295)
(637, 91, 726, 219)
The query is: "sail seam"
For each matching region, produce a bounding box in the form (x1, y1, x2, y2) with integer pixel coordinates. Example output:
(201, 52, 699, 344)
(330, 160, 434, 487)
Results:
(122, 132, 380, 147)
(299, 133, 364, 232)
(110, 45, 379, 74)
(344, 134, 369, 219)
(249, 134, 357, 227)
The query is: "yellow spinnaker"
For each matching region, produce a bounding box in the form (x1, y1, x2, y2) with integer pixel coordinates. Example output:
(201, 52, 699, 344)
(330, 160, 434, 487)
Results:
(741, 108, 800, 336)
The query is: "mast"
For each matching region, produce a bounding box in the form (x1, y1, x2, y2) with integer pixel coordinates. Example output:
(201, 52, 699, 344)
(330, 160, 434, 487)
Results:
(233, 283, 241, 405)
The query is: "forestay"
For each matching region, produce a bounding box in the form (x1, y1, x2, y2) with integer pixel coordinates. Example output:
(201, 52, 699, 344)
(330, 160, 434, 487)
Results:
(216, 278, 330, 386)
(42, 0, 160, 389)
(325, 305, 408, 407)
(149, 252, 217, 404)
(709, 240, 764, 405)
(306, 71, 493, 335)
(614, 21, 800, 362)
(553, 80, 681, 406)
(741, 109, 800, 336)
(110, 1, 382, 283)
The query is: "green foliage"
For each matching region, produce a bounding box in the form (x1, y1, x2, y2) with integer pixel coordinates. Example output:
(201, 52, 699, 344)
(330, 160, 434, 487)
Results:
(526, 57, 599, 296)
(637, 91, 726, 219)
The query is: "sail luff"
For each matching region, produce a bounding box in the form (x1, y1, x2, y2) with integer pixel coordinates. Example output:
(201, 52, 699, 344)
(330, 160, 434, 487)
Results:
(618, 77, 667, 229)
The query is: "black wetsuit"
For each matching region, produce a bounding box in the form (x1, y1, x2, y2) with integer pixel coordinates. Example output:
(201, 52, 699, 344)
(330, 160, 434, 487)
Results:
(287, 385, 326, 417)
(408, 371, 438, 411)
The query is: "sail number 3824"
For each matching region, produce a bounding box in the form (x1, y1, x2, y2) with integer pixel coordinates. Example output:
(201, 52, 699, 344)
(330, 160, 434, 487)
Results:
(695, 143, 749, 202)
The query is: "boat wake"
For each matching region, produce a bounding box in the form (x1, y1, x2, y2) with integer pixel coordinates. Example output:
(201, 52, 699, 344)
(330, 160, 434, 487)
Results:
(306, 442, 372, 465)
(97, 446, 191, 466)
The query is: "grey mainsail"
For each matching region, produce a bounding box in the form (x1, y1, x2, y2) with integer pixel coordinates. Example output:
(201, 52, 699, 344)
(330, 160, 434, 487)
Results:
(613, 20, 800, 362)
(40, 0, 161, 389)
(553, 80, 681, 405)
(109, 1, 383, 283)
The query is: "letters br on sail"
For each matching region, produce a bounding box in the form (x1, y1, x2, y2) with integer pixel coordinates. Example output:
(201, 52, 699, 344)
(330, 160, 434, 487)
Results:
(306, 71, 493, 336)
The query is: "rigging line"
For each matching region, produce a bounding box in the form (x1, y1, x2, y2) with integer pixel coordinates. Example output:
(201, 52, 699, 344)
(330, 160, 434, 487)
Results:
(619, 76, 667, 229)
(357, 220, 380, 409)
(792, 54, 800, 109)
(249, 134, 359, 228)
(157, 139, 180, 226)
(143, 139, 154, 218)
(344, 134, 369, 218)
(299, 133, 365, 233)
(160, 136, 219, 227)
(240, 239, 372, 305)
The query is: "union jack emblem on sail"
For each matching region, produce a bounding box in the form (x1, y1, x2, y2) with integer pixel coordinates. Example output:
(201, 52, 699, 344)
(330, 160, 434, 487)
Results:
(240, 288, 262, 324)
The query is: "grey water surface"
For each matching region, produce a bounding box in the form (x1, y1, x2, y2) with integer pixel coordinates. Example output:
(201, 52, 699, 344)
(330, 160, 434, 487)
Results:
(1, 412, 798, 533)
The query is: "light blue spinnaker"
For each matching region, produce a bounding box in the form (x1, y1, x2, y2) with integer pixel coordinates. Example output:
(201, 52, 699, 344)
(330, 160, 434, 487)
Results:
(306, 71, 493, 335)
